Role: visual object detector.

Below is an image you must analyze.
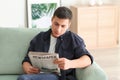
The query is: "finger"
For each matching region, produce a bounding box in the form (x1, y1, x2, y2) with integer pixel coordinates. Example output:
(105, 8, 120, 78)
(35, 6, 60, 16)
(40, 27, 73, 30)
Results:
(28, 68, 40, 74)
(53, 59, 58, 64)
(58, 64, 65, 70)
(54, 58, 65, 64)
(28, 67, 40, 74)
(29, 70, 40, 74)
(30, 66, 39, 71)
(57, 58, 65, 61)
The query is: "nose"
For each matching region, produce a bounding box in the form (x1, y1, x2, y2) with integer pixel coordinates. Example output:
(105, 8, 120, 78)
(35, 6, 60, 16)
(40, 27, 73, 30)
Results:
(56, 26, 61, 33)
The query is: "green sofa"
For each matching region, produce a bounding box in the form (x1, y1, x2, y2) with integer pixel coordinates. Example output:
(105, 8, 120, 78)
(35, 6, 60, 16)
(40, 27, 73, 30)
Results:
(0, 27, 108, 80)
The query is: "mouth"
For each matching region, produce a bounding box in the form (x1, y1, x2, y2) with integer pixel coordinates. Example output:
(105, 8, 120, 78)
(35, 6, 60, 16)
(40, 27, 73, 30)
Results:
(53, 32, 61, 37)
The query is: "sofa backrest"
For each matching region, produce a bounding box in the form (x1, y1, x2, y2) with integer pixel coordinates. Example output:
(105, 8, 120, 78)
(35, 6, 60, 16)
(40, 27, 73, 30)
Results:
(0, 28, 49, 74)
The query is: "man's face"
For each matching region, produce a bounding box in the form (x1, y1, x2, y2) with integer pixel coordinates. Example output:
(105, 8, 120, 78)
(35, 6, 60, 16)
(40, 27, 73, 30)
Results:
(51, 16, 71, 38)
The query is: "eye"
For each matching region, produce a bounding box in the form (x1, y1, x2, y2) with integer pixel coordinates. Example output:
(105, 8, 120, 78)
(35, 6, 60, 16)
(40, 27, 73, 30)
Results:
(54, 23, 59, 26)
(61, 25, 65, 28)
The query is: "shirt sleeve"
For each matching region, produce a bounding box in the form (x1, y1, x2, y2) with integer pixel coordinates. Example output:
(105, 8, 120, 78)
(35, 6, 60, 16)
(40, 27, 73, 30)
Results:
(22, 35, 37, 64)
(72, 33, 94, 64)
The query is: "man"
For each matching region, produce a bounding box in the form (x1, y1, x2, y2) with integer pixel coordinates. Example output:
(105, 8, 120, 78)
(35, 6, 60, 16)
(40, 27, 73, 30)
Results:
(17, 6, 93, 80)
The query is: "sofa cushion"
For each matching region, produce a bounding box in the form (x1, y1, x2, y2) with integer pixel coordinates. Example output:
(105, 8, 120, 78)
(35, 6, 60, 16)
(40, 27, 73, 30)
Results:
(0, 75, 19, 80)
(0, 28, 48, 74)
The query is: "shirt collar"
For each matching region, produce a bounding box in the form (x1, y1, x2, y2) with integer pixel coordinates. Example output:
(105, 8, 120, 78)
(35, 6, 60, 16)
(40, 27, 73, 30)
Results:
(43, 28, 69, 40)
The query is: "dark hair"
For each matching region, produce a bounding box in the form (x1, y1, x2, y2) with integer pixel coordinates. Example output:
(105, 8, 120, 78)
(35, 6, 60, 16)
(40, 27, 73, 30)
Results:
(53, 6, 72, 20)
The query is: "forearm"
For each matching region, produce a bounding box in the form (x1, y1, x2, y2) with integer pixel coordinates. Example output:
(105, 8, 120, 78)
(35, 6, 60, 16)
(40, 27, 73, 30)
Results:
(70, 55, 91, 69)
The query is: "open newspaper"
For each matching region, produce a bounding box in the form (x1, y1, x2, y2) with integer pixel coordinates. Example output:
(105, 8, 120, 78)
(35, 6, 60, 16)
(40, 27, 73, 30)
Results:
(28, 52, 60, 74)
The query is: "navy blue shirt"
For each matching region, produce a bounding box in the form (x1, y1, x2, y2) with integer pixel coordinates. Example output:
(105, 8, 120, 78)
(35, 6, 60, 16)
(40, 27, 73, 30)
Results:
(23, 29, 93, 80)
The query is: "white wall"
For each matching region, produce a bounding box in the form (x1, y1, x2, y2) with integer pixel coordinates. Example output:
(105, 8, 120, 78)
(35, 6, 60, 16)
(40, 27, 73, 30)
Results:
(0, 0, 118, 28)
(0, 0, 27, 28)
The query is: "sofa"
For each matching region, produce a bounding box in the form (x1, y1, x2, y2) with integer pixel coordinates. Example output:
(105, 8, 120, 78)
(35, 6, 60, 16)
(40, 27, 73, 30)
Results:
(0, 27, 108, 80)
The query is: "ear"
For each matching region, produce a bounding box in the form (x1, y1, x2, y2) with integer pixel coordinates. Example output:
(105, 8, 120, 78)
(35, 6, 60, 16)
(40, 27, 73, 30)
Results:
(69, 21, 71, 26)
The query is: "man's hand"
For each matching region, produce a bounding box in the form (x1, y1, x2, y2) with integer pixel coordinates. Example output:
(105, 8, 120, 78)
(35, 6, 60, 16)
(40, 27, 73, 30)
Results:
(54, 55, 91, 70)
(22, 62, 40, 74)
(54, 58, 71, 70)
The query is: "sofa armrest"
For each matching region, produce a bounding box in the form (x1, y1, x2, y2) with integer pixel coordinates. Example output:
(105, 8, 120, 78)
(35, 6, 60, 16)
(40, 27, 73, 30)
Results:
(76, 62, 108, 80)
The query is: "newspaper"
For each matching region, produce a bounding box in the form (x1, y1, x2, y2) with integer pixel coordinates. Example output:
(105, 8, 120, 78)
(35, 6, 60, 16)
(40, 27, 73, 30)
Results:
(28, 51, 60, 74)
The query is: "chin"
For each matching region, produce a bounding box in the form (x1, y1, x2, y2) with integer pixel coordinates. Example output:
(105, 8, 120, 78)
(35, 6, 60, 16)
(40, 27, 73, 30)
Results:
(53, 34, 60, 38)
(52, 33, 62, 38)
(54, 35, 59, 38)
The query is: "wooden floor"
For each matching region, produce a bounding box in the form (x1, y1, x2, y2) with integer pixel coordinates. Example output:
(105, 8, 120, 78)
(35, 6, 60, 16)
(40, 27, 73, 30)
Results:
(89, 47, 120, 80)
